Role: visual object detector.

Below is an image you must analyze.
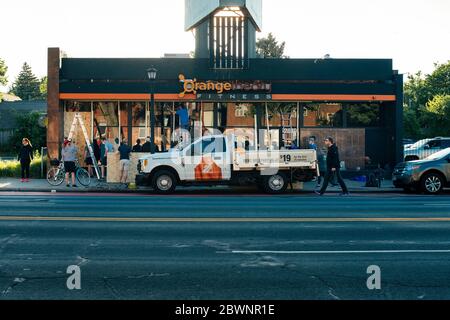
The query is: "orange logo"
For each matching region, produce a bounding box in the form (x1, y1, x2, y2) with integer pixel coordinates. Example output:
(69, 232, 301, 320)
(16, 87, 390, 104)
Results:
(194, 157, 223, 181)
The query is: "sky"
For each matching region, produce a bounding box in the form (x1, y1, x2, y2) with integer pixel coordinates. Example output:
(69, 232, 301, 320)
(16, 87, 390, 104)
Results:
(1, 0, 449, 92)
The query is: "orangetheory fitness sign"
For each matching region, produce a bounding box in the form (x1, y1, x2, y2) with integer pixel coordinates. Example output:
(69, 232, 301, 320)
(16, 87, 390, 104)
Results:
(179, 74, 272, 98)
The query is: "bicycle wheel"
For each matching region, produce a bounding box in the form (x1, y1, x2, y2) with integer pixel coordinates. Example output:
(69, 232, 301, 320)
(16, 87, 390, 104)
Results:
(76, 168, 91, 187)
(47, 167, 65, 186)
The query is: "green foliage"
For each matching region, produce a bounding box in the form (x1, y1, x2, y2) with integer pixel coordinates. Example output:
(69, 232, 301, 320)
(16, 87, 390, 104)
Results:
(0, 151, 42, 178)
(10, 62, 41, 101)
(347, 104, 380, 126)
(423, 95, 450, 137)
(403, 106, 422, 140)
(39, 76, 47, 99)
(403, 61, 450, 139)
(0, 58, 7, 86)
(9, 111, 47, 153)
(256, 33, 287, 59)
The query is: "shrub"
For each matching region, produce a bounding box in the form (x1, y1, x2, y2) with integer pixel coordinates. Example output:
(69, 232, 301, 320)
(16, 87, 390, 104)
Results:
(0, 151, 43, 178)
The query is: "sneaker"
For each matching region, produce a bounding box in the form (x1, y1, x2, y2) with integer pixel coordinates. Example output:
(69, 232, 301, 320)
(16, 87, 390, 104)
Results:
(72, 185, 78, 188)
(25, 179, 30, 183)
(339, 192, 350, 196)
(20, 179, 25, 183)
(314, 190, 324, 196)
(66, 184, 70, 187)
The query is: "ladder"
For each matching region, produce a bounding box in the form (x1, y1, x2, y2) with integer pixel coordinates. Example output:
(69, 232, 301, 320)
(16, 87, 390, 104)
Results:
(281, 112, 295, 147)
(68, 113, 101, 179)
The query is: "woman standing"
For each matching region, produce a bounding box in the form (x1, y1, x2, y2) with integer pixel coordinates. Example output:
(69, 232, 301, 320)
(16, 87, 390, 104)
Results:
(18, 138, 34, 182)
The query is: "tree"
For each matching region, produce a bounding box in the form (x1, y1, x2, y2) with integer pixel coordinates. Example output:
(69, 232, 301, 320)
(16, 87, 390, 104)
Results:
(256, 33, 287, 58)
(39, 76, 47, 99)
(10, 62, 41, 101)
(0, 58, 7, 86)
(423, 95, 450, 137)
(9, 111, 47, 152)
(403, 60, 450, 139)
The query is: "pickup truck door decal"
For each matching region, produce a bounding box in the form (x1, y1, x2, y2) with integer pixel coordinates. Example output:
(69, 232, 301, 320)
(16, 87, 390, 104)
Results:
(194, 156, 223, 181)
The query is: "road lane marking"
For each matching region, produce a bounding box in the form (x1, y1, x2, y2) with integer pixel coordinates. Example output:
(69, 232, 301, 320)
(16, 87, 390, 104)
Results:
(231, 250, 450, 254)
(2, 216, 450, 223)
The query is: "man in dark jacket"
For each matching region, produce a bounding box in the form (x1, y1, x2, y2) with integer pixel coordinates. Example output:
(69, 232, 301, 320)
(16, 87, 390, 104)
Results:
(315, 137, 349, 196)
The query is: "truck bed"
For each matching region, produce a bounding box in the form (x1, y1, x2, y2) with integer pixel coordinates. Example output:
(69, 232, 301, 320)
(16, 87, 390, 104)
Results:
(233, 149, 317, 171)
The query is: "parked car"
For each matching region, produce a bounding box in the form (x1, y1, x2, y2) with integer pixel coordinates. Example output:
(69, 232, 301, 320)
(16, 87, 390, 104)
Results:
(393, 147, 450, 194)
(403, 137, 450, 161)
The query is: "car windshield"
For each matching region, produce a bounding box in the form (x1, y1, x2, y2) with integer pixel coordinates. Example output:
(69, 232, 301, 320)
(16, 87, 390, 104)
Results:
(425, 148, 450, 160)
(409, 139, 430, 149)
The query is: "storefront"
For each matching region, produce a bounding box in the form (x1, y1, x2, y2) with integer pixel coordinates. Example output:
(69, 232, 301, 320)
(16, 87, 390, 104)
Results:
(46, 1, 403, 179)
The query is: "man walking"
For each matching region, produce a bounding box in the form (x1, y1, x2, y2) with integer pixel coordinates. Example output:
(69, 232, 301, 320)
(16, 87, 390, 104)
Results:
(315, 137, 349, 196)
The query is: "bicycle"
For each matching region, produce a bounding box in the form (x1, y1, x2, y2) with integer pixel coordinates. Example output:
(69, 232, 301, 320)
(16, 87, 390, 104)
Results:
(46, 159, 91, 187)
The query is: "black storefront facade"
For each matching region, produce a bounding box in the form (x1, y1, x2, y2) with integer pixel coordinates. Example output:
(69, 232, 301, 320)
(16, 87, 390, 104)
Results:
(47, 1, 403, 173)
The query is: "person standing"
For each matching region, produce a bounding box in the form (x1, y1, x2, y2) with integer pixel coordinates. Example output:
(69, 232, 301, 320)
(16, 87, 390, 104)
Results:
(118, 139, 132, 185)
(315, 137, 349, 196)
(174, 104, 190, 130)
(62, 138, 78, 187)
(100, 137, 108, 180)
(132, 139, 143, 152)
(84, 145, 93, 177)
(18, 138, 33, 183)
(142, 137, 151, 152)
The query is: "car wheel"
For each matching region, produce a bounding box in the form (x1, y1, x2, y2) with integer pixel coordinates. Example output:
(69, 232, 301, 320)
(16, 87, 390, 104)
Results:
(152, 170, 177, 194)
(420, 172, 445, 195)
(262, 172, 288, 194)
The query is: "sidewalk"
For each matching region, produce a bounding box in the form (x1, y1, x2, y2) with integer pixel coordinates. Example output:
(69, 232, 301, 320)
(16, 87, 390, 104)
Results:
(0, 177, 401, 194)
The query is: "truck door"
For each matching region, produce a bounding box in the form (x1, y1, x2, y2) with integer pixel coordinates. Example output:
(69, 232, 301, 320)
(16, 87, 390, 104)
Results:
(183, 136, 231, 181)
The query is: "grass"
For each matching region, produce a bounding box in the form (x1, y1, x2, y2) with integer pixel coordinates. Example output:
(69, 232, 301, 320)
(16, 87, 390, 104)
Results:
(0, 151, 45, 178)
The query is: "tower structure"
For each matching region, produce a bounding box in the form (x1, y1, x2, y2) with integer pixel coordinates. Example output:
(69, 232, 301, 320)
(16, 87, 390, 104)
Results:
(185, 0, 262, 69)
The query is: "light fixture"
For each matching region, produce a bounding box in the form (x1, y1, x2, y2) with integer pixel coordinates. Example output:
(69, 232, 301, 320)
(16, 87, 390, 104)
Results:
(147, 67, 158, 80)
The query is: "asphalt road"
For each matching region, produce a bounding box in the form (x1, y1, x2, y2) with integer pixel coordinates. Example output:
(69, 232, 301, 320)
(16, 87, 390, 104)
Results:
(1, 191, 450, 300)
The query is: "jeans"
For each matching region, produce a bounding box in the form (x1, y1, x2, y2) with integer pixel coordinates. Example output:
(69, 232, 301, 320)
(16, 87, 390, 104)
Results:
(319, 168, 348, 194)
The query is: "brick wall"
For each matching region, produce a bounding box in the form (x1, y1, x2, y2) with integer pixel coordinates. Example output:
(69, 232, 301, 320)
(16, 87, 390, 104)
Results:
(47, 48, 61, 160)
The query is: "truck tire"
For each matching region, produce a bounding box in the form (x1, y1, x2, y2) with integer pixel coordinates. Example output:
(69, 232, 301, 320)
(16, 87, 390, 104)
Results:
(152, 170, 177, 194)
(261, 172, 288, 194)
(420, 172, 445, 195)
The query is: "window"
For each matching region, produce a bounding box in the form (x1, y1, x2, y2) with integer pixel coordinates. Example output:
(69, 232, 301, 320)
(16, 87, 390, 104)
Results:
(428, 140, 442, 149)
(303, 103, 343, 127)
(119, 101, 147, 145)
(93, 102, 119, 143)
(191, 137, 227, 156)
(442, 140, 450, 148)
(346, 104, 381, 127)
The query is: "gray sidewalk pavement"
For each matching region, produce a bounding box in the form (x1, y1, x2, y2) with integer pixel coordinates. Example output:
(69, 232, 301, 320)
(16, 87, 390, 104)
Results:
(0, 177, 401, 194)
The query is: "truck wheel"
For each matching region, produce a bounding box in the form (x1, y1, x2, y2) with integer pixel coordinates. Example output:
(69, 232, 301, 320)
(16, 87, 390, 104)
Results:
(262, 172, 288, 194)
(420, 172, 444, 195)
(152, 170, 177, 194)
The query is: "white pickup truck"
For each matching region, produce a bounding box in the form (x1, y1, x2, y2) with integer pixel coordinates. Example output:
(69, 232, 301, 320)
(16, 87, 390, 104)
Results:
(136, 134, 318, 194)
